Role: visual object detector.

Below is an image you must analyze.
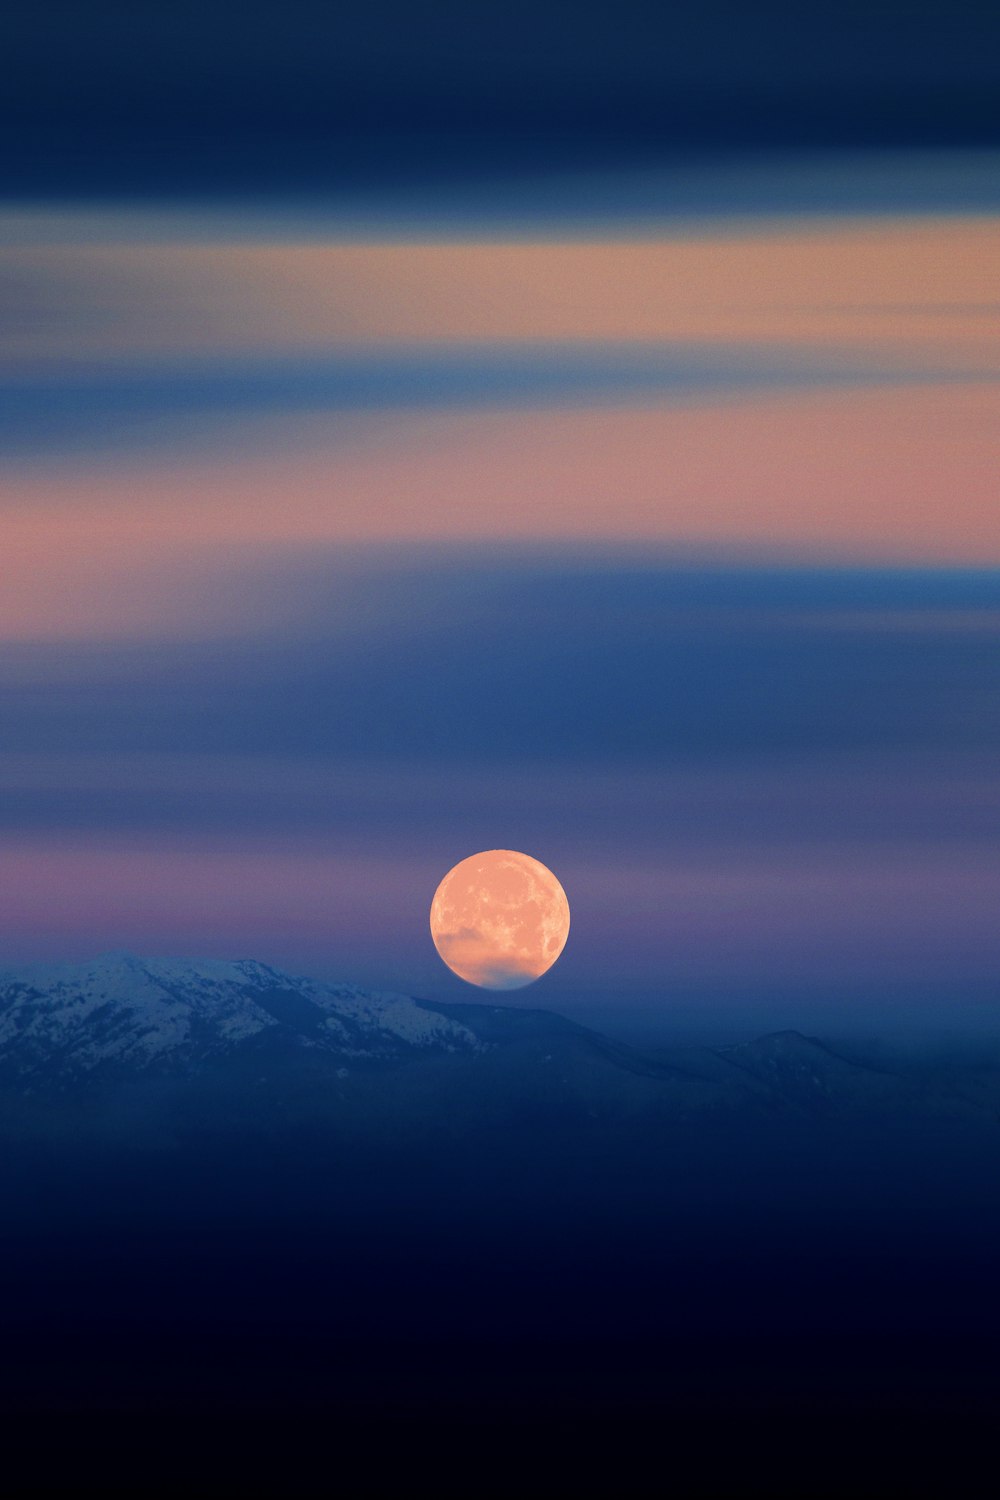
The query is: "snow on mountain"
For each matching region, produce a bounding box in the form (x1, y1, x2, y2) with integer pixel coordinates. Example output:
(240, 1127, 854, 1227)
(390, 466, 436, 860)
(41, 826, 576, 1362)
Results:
(0, 951, 484, 1080)
(5, 956, 996, 1130)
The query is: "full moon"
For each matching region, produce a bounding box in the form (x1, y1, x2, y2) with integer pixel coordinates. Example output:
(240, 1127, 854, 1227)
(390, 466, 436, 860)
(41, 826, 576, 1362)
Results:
(429, 849, 570, 990)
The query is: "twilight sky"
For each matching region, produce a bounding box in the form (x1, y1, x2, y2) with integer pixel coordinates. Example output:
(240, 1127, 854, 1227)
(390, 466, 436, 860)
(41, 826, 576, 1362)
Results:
(2, 2, 999, 1039)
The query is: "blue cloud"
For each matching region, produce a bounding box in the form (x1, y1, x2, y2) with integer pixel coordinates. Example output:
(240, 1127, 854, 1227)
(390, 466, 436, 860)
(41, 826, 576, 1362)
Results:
(2, 343, 971, 460)
(3, 557, 1000, 771)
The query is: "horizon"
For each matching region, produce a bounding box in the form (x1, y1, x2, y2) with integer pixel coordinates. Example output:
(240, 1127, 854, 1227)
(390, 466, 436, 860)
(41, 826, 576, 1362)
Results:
(5, 945, 1000, 1055)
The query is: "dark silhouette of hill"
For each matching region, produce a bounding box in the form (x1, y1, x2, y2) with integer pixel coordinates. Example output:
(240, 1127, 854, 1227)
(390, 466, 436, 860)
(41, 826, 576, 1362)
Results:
(4, 953, 1000, 1496)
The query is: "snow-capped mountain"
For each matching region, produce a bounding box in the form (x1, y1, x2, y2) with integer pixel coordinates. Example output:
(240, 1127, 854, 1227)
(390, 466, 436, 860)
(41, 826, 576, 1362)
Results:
(0, 951, 483, 1082)
(4, 953, 1000, 1137)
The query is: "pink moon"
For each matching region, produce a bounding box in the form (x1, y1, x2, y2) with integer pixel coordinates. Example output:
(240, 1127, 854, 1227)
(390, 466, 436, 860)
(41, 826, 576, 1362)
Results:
(429, 849, 571, 990)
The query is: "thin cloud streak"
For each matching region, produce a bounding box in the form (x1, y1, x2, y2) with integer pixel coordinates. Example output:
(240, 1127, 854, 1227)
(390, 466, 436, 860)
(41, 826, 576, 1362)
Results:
(3, 214, 998, 369)
(2, 836, 999, 996)
(7, 342, 975, 459)
(4, 751, 1000, 849)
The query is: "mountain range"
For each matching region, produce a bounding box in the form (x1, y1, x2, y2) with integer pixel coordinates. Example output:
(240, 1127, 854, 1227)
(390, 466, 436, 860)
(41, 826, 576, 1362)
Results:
(2, 952, 999, 1143)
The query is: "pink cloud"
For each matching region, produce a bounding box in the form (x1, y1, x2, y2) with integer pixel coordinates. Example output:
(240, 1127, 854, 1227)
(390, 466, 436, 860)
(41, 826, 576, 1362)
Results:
(3, 380, 1000, 640)
(5, 216, 997, 362)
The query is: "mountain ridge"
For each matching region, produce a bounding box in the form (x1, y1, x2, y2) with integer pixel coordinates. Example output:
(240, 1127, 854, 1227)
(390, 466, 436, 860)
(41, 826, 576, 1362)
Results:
(0, 950, 485, 1083)
(2, 953, 999, 1139)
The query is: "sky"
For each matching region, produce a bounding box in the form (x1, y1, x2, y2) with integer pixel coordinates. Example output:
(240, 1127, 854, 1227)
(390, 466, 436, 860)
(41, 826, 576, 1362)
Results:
(2, 2, 999, 1040)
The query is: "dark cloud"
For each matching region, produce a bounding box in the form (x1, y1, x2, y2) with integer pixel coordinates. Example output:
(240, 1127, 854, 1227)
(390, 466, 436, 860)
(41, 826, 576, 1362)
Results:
(4, 2, 999, 196)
